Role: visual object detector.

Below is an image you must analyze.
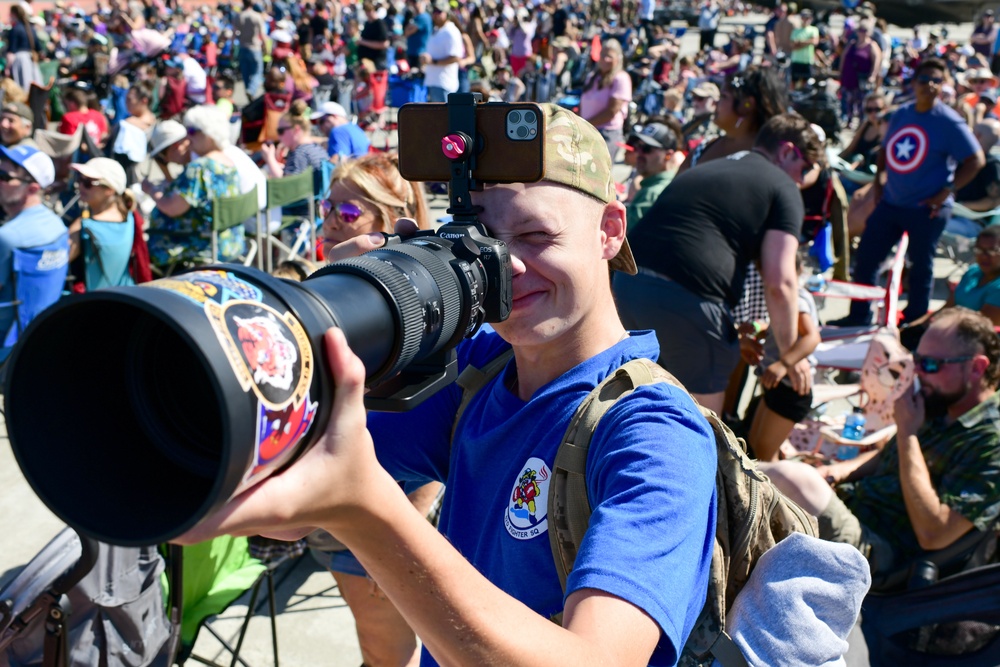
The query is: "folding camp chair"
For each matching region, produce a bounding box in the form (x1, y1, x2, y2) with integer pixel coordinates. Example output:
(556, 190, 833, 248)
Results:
(27, 81, 52, 135)
(787, 333, 914, 460)
(211, 187, 263, 270)
(0, 234, 70, 349)
(166, 535, 294, 667)
(811, 233, 909, 373)
(861, 529, 1000, 666)
(263, 168, 316, 273)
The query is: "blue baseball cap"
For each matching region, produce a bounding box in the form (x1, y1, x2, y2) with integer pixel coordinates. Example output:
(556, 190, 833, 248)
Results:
(0, 145, 55, 189)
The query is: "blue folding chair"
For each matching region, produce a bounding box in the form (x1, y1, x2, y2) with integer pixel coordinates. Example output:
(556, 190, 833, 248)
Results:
(0, 233, 70, 349)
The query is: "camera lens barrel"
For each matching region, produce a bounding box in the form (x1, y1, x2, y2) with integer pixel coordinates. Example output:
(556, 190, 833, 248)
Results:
(6, 232, 501, 546)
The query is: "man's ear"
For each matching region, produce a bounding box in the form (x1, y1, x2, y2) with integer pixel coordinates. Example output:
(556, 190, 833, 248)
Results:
(972, 354, 991, 382)
(600, 199, 627, 262)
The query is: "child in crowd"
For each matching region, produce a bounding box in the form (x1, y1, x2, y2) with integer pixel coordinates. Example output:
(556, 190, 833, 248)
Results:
(213, 74, 236, 120)
(740, 252, 821, 462)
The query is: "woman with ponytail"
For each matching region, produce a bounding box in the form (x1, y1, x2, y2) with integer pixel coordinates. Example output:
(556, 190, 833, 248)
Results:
(67, 158, 137, 289)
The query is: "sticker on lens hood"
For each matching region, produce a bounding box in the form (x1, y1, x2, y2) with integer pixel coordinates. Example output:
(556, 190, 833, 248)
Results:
(243, 391, 320, 485)
(205, 299, 314, 411)
(146, 270, 263, 306)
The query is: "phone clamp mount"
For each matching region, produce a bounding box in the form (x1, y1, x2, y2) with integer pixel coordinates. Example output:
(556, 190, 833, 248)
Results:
(363, 93, 513, 411)
(437, 92, 513, 324)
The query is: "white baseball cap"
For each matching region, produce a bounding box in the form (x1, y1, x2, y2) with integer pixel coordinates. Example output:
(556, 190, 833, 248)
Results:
(315, 101, 348, 120)
(71, 157, 127, 195)
(0, 144, 55, 189)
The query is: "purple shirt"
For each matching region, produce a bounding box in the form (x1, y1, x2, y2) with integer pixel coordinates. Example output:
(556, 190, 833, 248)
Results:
(882, 101, 979, 208)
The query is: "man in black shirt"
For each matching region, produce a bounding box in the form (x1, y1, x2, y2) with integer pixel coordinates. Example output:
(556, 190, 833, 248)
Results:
(614, 114, 822, 412)
(357, 2, 391, 70)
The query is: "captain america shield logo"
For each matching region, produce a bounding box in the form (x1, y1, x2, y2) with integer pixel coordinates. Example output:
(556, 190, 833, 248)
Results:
(885, 125, 928, 174)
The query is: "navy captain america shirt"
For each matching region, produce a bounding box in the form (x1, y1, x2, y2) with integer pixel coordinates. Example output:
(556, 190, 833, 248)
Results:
(881, 100, 979, 208)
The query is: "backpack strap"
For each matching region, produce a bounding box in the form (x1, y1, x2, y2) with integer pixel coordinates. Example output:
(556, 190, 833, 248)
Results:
(548, 358, 663, 592)
(451, 347, 515, 444)
(710, 632, 751, 667)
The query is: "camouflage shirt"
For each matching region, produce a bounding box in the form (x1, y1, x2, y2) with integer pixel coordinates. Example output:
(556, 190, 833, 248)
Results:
(839, 391, 1000, 563)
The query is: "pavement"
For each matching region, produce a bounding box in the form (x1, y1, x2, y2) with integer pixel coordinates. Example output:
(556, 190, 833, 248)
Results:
(0, 10, 975, 666)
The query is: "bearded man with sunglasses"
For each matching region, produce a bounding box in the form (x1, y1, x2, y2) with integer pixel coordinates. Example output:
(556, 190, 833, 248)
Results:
(835, 57, 986, 328)
(763, 307, 1000, 576)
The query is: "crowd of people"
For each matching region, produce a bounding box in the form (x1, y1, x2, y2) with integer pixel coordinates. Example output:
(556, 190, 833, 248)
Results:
(4, 0, 1000, 663)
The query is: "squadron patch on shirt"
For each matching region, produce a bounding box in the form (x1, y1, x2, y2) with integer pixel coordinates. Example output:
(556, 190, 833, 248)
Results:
(505, 457, 550, 540)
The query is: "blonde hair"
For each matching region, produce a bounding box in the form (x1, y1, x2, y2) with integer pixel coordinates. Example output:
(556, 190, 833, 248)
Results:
(590, 39, 623, 90)
(272, 258, 317, 281)
(0, 78, 27, 105)
(115, 190, 137, 218)
(284, 56, 314, 95)
(283, 98, 312, 133)
(331, 153, 430, 231)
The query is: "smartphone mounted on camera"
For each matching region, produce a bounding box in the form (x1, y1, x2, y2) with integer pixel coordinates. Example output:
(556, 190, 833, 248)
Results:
(397, 101, 546, 184)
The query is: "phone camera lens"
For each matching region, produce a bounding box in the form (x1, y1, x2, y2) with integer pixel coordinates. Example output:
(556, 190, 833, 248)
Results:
(509, 111, 522, 123)
(516, 125, 528, 138)
(523, 111, 536, 124)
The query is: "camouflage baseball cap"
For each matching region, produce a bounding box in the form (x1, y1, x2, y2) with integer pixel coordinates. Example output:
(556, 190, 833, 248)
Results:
(541, 104, 637, 275)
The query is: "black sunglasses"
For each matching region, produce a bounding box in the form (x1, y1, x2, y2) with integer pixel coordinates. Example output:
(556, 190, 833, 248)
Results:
(865, 106, 884, 113)
(916, 73, 945, 85)
(628, 142, 663, 154)
(0, 168, 27, 183)
(913, 354, 973, 374)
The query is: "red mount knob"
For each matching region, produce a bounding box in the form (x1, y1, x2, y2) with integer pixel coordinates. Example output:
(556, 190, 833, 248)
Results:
(441, 134, 467, 160)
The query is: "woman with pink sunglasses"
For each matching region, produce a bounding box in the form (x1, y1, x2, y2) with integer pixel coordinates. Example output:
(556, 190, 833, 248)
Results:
(319, 152, 430, 259)
(313, 150, 436, 667)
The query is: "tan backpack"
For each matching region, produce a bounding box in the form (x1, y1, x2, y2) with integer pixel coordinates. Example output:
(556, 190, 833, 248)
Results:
(455, 352, 818, 667)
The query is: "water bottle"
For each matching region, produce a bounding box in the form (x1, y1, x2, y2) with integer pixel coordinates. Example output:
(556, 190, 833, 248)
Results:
(838, 408, 866, 459)
(806, 273, 826, 293)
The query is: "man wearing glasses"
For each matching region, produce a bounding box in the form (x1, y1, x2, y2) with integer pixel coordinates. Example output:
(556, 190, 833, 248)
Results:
(762, 307, 1000, 576)
(623, 122, 678, 231)
(615, 113, 821, 413)
(0, 145, 66, 341)
(835, 58, 986, 328)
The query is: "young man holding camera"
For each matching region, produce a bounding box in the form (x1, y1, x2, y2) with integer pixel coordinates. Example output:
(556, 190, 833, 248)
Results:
(180, 105, 718, 666)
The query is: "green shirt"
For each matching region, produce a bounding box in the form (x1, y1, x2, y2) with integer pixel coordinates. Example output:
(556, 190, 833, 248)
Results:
(790, 25, 819, 65)
(839, 391, 1000, 563)
(626, 171, 673, 231)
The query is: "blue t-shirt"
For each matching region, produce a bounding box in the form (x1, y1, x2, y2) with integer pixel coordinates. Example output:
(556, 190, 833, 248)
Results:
(882, 101, 979, 208)
(369, 329, 718, 666)
(406, 12, 432, 56)
(0, 204, 68, 335)
(954, 264, 1000, 311)
(327, 123, 371, 160)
